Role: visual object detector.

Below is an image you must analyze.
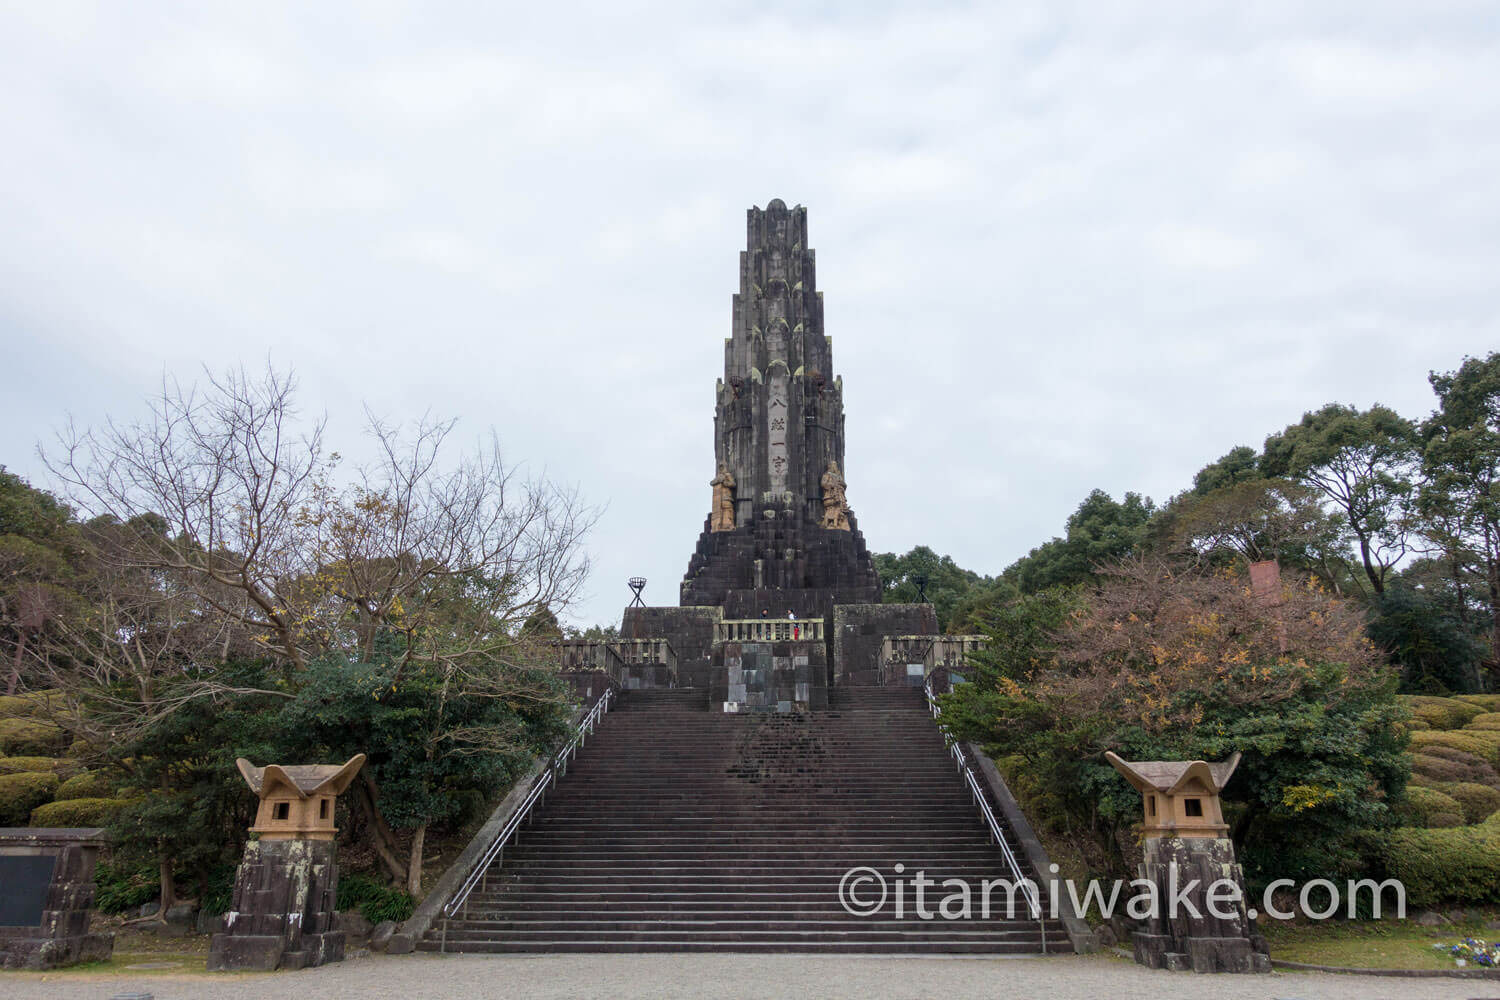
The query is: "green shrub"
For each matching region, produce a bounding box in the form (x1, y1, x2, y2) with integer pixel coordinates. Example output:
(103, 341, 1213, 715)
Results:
(1467, 713, 1500, 731)
(199, 863, 238, 916)
(55, 771, 117, 801)
(1407, 718, 1432, 731)
(0, 771, 60, 825)
(360, 888, 414, 925)
(94, 858, 159, 914)
(337, 873, 415, 925)
(0, 717, 66, 756)
(29, 797, 126, 827)
(0, 755, 62, 775)
(1394, 785, 1465, 828)
(1410, 730, 1500, 767)
(1386, 825, 1500, 907)
(1459, 695, 1500, 711)
(1402, 696, 1485, 730)
(1439, 782, 1500, 824)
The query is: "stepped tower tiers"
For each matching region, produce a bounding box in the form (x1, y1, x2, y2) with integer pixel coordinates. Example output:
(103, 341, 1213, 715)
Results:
(680, 199, 881, 620)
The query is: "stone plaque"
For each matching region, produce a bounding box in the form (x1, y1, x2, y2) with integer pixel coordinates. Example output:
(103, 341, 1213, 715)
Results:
(768, 373, 789, 493)
(0, 854, 56, 927)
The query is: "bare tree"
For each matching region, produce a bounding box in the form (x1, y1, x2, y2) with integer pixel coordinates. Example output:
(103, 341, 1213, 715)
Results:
(39, 363, 598, 899)
(46, 364, 325, 674)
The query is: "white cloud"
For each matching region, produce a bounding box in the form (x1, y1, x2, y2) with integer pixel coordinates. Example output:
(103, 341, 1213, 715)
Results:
(1, 1, 1497, 624)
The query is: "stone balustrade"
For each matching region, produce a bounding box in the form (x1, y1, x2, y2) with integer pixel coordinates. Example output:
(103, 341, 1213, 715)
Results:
(713, 618, 824, 644)
(879, 634, 987, 687)
(554, 639, 678, 689)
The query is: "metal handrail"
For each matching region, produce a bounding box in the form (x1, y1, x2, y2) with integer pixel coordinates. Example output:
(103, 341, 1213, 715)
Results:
(924, 676, 1047, 951)
(440, 686, 616, 934)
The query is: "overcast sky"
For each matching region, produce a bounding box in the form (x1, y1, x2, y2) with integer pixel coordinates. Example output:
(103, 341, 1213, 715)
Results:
(2, 2, 1497, 627)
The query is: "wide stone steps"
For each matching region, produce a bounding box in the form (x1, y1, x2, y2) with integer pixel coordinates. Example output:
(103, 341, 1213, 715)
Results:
(421, 685, 1060, 954)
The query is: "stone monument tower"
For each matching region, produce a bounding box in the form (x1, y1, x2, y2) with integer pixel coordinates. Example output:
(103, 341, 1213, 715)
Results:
(680, 199, 881, 620)
(611, 200, 939, 695)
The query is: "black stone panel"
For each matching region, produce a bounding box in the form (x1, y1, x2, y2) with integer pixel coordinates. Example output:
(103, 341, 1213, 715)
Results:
(0, 855, 54, 927)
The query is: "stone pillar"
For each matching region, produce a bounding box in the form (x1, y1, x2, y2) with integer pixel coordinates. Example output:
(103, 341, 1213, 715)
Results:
(209, 838, 343, 971)
(0, 827, 113, 969)
(1130, 834, 1270, 973)
(208, 754, 365, 972)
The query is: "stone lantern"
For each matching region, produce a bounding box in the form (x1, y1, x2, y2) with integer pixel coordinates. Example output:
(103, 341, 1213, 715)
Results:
(1105, 751, 1270, 974)
(208, 754, 365, 972)
(1105, 751, 1238, 839)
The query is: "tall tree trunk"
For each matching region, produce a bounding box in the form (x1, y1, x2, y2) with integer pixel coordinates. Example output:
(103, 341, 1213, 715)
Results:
(157, 838, 177, 919)
(406, 823, 427, 900)
(1357, 532, 1384, 595)
(1450, 543, 1471, 627)
(1487, 541, 1500, 681)
(355, 775, 408, 884)
(6, 629, 24, 695)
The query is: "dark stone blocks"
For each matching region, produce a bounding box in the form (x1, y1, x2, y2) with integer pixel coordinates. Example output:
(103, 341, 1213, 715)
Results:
(680, 506, 880, 620)
(1130, 836, 1271, 974)
(712, 640, 828, 711)
(208, 839, 345, 972)
(621, 606, 722, 689)
(832, 604, 939, 686)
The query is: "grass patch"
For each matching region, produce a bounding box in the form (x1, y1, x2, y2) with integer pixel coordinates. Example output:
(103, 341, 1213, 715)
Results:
(1262, 917, 1498, 970)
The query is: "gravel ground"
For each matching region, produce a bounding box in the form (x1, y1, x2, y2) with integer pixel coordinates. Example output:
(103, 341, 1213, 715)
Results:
(7, 952, 1500, 1000)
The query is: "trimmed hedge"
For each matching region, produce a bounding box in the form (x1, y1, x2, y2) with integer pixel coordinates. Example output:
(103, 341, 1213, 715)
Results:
(0, 771, 60, 825)
(0, 755, 62, 775)
(1467, 713, 1500, 731)
(0, 696, 34, 719)
(1459, 695, 1500, 711)
(0, 690, 60, 719)
(1411, 752, 1500, 789)
(55, 771, 118, 801)
(1394, 785, 1465, 828)
(1402, 696, 1486, 730)
(0, 717, 66, 756)
(1410, 730, 1500, 767)
(1387, 824, 1500, 907)
(1439, 782, 1500, 824)
(29, 797, 126, 827)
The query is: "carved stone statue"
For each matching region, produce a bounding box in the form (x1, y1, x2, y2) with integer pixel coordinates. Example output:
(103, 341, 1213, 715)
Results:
(821, 460, 850, 530)
(710, 462, 736, 532)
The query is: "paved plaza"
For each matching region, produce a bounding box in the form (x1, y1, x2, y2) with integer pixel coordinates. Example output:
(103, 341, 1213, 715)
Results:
(7, 953, 1499, 1000)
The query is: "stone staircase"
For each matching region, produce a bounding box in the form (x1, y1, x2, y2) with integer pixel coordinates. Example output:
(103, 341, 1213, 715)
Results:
(422, 687, 1067, 953)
